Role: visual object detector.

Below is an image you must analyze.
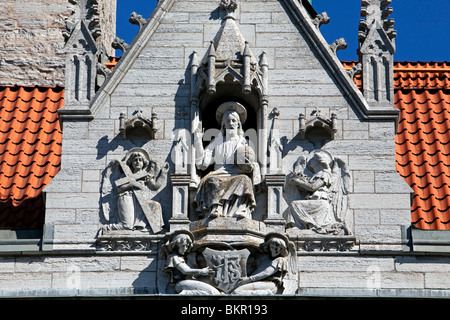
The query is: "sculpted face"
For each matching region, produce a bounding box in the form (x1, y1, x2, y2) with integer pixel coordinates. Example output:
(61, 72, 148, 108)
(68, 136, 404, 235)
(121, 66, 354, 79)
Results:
(222, 110, 241, 134)
(173, 234, 193, 255)
(131, 154, 145, 172)
(309, 150, 333, 172)
(270, 241, 281, 257)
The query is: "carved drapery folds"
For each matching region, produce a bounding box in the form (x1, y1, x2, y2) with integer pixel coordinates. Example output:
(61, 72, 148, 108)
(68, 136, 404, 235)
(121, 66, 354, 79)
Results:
(99, 148, 169, 234)
(192, 102, 261, 221)
(189, 0, 270, 188)
(286, 150, 351, 235)
(95, 1, 360, 295)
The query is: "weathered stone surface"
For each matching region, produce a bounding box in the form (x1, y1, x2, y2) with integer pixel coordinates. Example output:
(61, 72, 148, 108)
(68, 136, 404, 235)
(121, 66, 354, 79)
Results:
(0, 0, 116, 86)
(1, 0, 440, 300)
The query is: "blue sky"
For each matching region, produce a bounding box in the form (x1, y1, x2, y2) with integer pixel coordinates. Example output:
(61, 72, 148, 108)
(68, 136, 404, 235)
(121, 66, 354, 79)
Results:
(116, 0, 449, 62)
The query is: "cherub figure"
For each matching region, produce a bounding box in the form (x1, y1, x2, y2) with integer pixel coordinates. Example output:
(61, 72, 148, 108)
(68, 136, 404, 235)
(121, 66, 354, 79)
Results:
(100, 148, 168, 233)
(233, 233, 296, 295)
(287, 149, 350, 235)
(163, 230, 219, 295)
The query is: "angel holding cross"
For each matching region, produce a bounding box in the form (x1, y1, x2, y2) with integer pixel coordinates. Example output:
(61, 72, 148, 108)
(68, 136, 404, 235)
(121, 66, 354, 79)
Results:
(100, 148, 169, 233)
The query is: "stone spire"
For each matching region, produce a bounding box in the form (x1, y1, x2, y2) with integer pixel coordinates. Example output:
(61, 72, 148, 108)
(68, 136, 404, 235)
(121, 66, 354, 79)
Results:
(358, 0, 397, 109)
(193, 0, 265, 97)
(61, 0, 116, 118)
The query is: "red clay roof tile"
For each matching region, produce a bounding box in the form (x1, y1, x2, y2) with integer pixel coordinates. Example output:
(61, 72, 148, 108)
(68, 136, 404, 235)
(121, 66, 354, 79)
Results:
(344, 61, 450, 229)
(0, 85, 63, 229)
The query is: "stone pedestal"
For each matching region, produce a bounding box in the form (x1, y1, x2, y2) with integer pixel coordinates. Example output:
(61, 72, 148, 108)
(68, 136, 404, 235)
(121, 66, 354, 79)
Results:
(190, 217, 266, 247)
(96, 230, 162, 252)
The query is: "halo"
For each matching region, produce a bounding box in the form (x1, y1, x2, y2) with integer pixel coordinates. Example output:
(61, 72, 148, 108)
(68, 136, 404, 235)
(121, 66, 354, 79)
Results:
(215, 101, 247, 125)
(263, 232, 290, 257)
(264, 232, 289, 247)
(124, 147, 151, 165)
(168, 229, 195, 243)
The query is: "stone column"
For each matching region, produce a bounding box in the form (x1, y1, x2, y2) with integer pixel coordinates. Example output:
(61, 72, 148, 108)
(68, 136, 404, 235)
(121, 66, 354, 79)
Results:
(169, 174, 191, 231)
(265, 175, 286, 232)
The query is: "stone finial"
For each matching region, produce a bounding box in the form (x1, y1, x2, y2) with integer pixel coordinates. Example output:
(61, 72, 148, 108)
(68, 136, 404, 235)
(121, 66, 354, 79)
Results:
(359, 0, 396, 44)
(358, 0, 396, 108)
(312, 12, 330, 29)
(129, 12, 148, 32)
(220, 0, 238, 13)
(330, 38, 347, 55)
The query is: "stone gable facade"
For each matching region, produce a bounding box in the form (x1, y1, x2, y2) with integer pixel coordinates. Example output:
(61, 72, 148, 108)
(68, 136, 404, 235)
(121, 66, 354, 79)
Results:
(1, 0, 449, 299)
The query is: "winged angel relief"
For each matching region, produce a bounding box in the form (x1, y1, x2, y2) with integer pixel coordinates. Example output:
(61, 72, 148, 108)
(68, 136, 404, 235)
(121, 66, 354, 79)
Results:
(100, 148, 169, 233)
(287, 149, 350, 235)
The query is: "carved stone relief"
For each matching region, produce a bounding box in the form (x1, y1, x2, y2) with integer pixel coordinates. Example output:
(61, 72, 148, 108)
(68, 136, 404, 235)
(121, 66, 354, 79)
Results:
(193, 102, 261, 220)
(162, 230, 220, 295)
(93, 1, 361, 298)
(286, 149, 351, 235)
(161, 230, 297, 295)
(100, 148, 169, 234)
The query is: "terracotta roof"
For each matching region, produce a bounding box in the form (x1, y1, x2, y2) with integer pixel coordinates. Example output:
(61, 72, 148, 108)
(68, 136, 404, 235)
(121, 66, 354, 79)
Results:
(344, 61, 450, 230)
(395, 63, 450, 230)
(104, 56, 120, 70)
(394, 62, 450, 89)
(0, 86, 63, 229)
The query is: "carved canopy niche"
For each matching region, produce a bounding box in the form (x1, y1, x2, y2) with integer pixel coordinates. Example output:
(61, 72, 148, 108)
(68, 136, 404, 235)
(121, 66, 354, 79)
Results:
(188, 0, 270, 182)
(191, 25, 268, 131)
